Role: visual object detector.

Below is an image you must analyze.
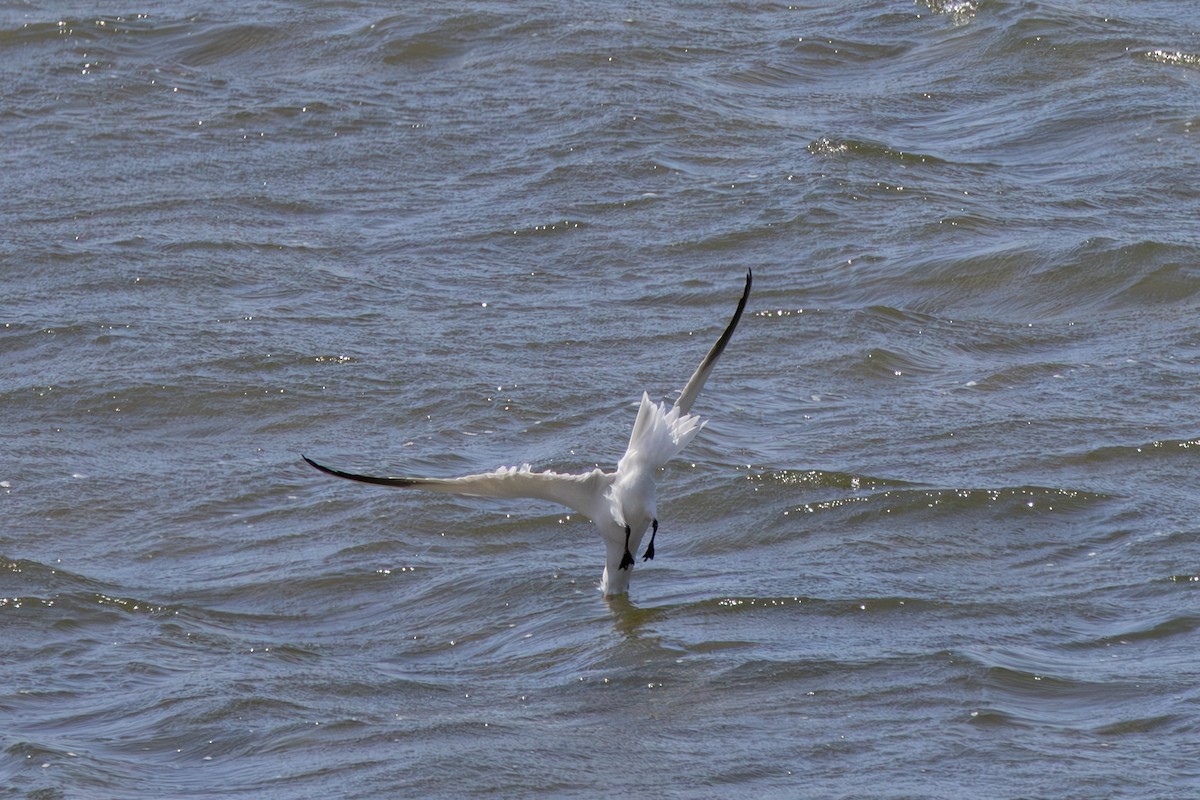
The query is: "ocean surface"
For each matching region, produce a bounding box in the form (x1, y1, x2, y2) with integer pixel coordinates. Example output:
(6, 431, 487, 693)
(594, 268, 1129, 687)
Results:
(3, 1, 1200, 797)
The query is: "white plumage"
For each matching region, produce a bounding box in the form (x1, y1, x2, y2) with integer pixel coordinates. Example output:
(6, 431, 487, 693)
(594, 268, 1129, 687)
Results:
(304, 270, 751, 596)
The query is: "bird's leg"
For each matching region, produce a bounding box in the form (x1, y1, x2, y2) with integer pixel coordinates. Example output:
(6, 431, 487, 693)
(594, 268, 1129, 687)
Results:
(620, 524, 635, 570)
(642, 518, 658, 561)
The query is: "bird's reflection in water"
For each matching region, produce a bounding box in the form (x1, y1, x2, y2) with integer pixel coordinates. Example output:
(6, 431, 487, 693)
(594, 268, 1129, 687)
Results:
(603, 592, 672, 639)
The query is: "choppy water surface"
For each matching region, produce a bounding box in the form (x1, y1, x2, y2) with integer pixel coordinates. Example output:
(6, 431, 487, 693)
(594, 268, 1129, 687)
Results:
(4, 1, 1200, 797)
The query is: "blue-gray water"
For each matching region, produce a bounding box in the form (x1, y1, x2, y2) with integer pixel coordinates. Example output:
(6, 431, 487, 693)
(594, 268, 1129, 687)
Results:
(3, 1, 1200, 797)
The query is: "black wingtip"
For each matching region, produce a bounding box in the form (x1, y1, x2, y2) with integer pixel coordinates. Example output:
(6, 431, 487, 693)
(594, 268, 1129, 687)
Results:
(301, 454, 420, 488)
(714, 267, 753, 357)
(302, 453, 328, 473)
(303, 453, 353, 480)
(670, 268, 755, 415)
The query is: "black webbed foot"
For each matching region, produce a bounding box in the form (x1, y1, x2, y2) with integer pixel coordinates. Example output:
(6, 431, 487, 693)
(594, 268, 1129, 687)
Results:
(620, 524, 635, 570)
(641, 518, 658, 561)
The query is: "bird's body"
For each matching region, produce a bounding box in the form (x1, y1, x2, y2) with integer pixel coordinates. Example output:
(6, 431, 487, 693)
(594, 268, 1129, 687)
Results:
(305, 270, 752, 596)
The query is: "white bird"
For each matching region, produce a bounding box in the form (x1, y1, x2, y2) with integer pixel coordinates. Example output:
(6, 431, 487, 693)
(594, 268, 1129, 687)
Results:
(304, 270, 752, 596)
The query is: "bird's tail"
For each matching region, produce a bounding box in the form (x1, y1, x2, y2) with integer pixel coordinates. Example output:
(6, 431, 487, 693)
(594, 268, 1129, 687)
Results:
(618, 391, 704, 472)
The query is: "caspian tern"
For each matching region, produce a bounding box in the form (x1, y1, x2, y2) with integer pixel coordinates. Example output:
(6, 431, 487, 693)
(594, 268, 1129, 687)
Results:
(304, 270, 752, 596)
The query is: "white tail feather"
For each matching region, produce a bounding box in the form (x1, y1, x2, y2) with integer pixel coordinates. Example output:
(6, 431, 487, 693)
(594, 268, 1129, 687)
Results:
(618, 391, 705, 473)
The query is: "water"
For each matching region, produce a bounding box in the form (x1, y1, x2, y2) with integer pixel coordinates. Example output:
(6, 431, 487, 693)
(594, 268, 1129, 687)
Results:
(3, 1, 1200, 797)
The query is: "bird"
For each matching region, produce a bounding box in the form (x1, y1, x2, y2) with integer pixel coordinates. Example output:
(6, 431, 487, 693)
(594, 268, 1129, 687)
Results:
(304, 270, 752, 596)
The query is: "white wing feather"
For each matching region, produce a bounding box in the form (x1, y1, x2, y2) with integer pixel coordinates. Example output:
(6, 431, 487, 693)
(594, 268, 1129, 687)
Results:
(618, 392, 704, 473)
(302, 456, 613, 519)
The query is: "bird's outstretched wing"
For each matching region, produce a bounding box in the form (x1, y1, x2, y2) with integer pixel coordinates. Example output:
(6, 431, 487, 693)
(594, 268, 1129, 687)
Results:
(618, 270, 753, 474)
(672, 269, 752, 415)
(302, 455, 613, 519)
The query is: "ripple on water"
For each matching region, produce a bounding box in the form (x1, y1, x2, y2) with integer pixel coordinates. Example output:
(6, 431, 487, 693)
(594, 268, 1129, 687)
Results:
(961, 642, 1197, 734)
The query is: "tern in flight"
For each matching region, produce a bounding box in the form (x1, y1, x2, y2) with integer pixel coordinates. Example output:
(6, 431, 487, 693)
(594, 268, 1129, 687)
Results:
(304, 270, 752, 596)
